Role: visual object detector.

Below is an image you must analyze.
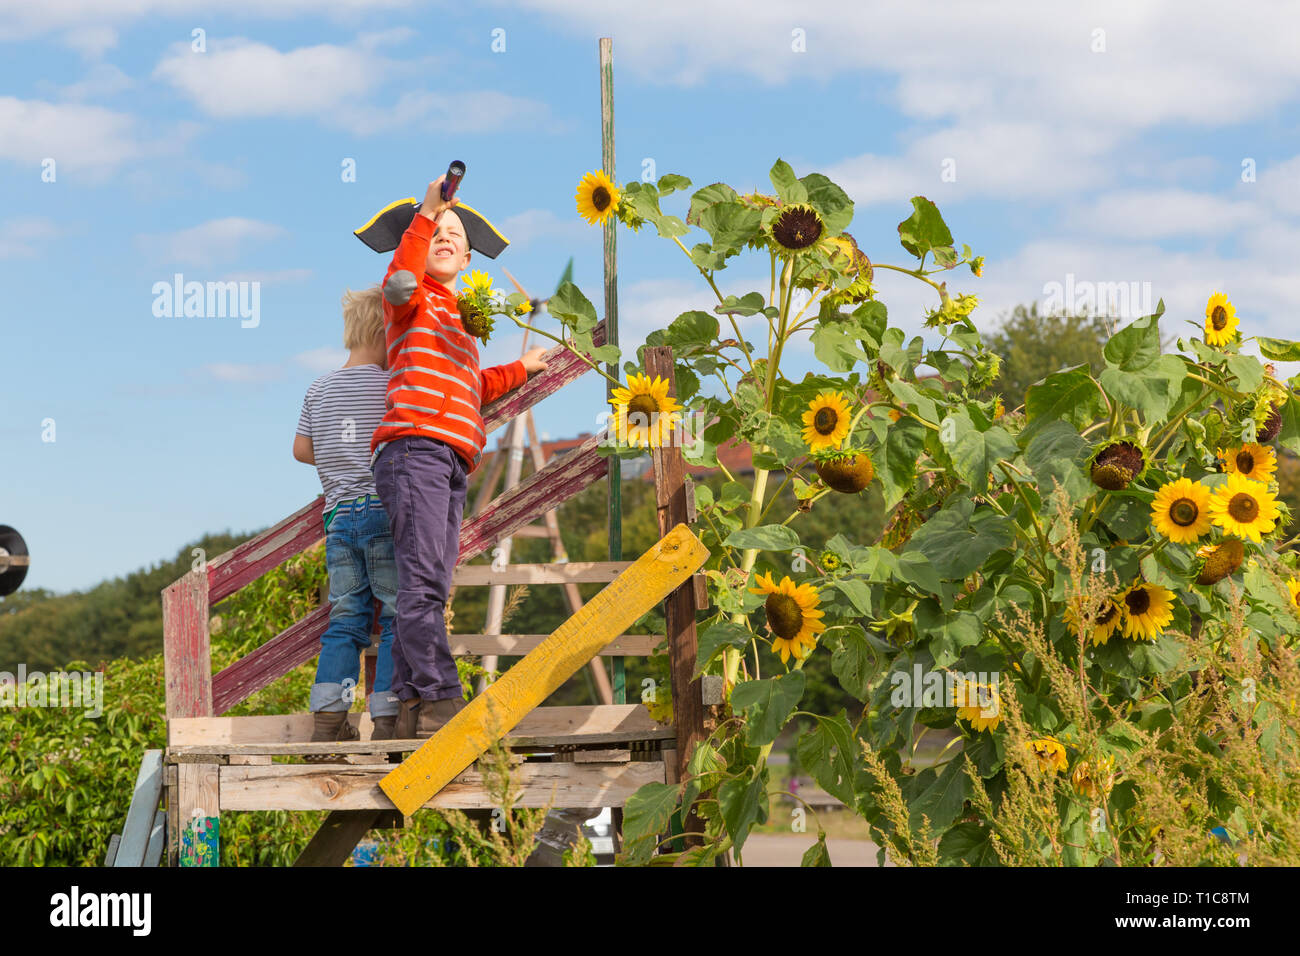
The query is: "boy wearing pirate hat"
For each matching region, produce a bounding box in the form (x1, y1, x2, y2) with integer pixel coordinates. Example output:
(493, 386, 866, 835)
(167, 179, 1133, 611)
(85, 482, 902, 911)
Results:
(359, 175, 548, 738)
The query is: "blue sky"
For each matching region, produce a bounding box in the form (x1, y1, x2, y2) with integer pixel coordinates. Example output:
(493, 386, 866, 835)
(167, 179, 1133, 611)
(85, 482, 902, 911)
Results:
(4, 0, 1300, 592)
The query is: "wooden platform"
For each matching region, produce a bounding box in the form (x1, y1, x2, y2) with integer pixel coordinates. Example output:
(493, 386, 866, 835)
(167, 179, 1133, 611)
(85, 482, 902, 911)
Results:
(163, 704, 679, 849)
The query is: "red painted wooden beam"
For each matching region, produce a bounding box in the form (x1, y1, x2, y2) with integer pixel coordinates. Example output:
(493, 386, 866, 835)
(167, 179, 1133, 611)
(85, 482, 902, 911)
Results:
(207, 497, 326, 605)
(211, 604, 330, 715)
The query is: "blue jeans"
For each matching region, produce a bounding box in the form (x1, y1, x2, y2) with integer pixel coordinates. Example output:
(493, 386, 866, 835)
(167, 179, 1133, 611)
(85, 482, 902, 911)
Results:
(310, 495, 398, 717)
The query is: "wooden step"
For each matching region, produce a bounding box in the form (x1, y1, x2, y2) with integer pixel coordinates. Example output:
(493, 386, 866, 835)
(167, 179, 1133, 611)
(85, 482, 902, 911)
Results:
(219, 760, 664, 811)
(168, 703, 671, 748)
(361, 633, 665, 657)
(451, 560, 632, 586)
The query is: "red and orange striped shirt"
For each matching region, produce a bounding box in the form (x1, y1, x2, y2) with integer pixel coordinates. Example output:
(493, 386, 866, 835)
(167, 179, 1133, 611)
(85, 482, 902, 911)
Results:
(370, 213, 525, 472)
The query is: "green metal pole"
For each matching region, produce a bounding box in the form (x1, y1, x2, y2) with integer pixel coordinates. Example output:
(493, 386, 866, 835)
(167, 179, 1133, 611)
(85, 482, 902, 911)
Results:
(599, 37, 624, 707)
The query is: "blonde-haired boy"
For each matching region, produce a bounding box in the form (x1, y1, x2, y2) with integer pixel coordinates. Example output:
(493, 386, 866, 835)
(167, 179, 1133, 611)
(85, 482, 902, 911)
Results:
(294, 284, 401, 751)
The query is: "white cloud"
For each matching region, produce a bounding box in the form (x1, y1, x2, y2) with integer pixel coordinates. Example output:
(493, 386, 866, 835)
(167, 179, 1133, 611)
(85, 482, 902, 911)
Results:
(153, 38, 380, 119)
(151, 36, 557, 136)
(201, 346, 349, 385)
(0, 217, 61, 258)
(136, 217, 285, 266)
(0, 96, 140, 173)
(54, 62, 134, 101)
(220, 268, 313, 285)
(497, 208, 591, 248)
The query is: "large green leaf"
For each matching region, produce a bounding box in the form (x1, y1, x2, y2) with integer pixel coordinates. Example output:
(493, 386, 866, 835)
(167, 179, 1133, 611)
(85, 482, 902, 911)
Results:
(938, 821, 1001, 866)
(878, 418, 928, 509)
(944, 410, 1016, 494)
(769, 158, 807, 203)
(731, 671, 806, 746)
(1257, 336, 1300, 362)
(1098, 353, 1186, 423)
(897, 196, 954, 262)
(1225, 353, 1264, 392)
(905, 752, 969, 832)
(1024, 365, 1105, 439)
(719, 772, 769, 852)
(681, 741, 726, 818)
(796, 712, 860, 805)
(800, 173, 854, 235)
(1102, 305, 1164, 371)
(801, 835, 833, 867)
(686, 182, 739, 225)
(698, 201, 762, 253)
(1023, 419, 1090, 504)
(694, 620, 752, 677)
(913, 601, 982, 668)
(827, 624, 881, 699)
(620, 782, 681, 864)
(723, 524, 801, 551)
(662, 310, 720, 350)
(547, 281, 599, 333)
(906, 499, 1015, 580)
(1277, 395, 1300, 456)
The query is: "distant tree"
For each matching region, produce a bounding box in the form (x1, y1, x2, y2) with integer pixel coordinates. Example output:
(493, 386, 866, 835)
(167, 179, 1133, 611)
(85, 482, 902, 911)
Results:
(982, 303, 1110, 405)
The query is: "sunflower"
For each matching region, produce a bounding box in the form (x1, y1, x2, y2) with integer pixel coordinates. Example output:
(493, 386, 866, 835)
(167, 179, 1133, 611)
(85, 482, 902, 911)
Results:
(801, 391, 852, 450)
(1071, 754, 1116, 800)
(814, 450, 875, 493)
(457, 295, 494, 342)
(748, 570, 826, 664)
(1207, 473, 1282, 542)
(804, 232, 874, 306)
(1026, 737, 1068, 774)
(1150, 477, 1213, 544)
(1118, 581, 1176, 641)
(1204, 292, 1238, 346)
(1195, 538, 1246, 585)
(461, 270, 495, 296)
(609, 373, 681, 448)
(513, 299, 533, 316)
(1286, 578, 1300, 614)
(576, 169, 621, 226)
(1064, 596, 1123, 645)
(1089, 440, 1146, 491)
(1259, 403, 1283, 443)
(819, 551, 842, 572)
(770, 202, 824, 252)
(1220, 442, 1277, 483)
(953, 679, 1002, 732)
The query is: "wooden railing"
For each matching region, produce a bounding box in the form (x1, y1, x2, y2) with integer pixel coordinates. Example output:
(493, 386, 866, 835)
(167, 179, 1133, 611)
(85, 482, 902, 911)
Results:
(162, 322, 611, 720)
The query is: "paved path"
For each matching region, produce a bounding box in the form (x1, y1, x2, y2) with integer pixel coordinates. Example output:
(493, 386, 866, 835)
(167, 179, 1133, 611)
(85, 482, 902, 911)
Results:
(736, 835, 890, 867)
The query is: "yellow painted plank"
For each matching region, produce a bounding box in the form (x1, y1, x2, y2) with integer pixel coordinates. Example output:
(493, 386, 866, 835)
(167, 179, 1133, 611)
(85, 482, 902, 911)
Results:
(380, 523, 708, 816)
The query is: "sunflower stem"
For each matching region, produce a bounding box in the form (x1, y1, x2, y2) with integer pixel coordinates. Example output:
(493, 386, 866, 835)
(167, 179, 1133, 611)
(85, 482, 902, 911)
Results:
(507, 315, 622, 388)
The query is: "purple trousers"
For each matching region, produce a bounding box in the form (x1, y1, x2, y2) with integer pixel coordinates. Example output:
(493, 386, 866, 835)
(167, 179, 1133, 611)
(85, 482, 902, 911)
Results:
(372, 435, 469, 702)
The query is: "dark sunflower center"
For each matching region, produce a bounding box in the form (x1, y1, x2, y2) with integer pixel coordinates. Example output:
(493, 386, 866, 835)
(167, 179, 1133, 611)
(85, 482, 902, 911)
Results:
(765, 593, 804, 640)
(1096, 603, 1118, 626)
(1236, 451, 1255, 473)
(627, 395, 659, 420)
(1211, 305, 1228, 330)
(1169, 498, 1199, 527)
(772, 208, 823, 250)
(1125, 588, 1151, 616)
(592, 186, 611, 211)
(813, 407, 839, 435)
(1227, 493, 1259, 522)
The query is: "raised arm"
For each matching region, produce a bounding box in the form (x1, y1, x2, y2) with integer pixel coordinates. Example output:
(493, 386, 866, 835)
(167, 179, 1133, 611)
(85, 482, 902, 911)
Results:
(381, 177, 459, 324)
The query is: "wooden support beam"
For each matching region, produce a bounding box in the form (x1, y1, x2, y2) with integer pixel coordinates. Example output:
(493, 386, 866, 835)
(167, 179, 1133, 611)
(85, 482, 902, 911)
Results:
(176, 763, 220, 867)
(294, 810, 383, 867)
(162, 571, 213, 719)
(645, 346, 707, 845)
(210, 605, 329, 715)
(458, 432, 609, 564)
(114, 749, 163, 867)
(380, 524, 709, 816)
(207, 496, 325, 604)
(222, 760, 665, 812)
(451, 560, 633, 587)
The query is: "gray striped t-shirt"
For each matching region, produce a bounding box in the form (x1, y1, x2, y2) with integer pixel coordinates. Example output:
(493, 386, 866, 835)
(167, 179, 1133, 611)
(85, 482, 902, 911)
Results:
(296, 365, 389, 516)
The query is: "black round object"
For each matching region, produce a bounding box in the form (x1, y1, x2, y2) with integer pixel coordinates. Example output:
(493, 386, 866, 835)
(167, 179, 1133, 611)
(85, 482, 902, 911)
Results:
(0, 525, 29, 597)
